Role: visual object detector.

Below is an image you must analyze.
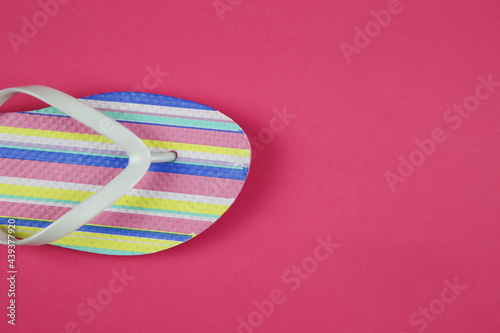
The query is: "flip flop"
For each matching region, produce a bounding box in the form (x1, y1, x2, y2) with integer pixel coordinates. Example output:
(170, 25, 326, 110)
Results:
(0, 86, 251, 255)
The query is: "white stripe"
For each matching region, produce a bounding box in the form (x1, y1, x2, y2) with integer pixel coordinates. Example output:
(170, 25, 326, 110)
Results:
(82, 99, 232, 121)
(0, 132, 251, 165)
(0, 176, 234, 206)
(0, 198, 218, 222)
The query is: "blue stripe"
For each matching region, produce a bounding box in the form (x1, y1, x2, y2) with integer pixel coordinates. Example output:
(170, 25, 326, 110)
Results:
(0, 217, 193, 242)
(81, 92, 216, 111)
(0, 147, 249, 180)
(54, 244, 147, 255)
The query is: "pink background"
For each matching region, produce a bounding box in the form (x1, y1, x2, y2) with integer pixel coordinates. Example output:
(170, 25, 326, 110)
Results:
(1, 0, 500, 332)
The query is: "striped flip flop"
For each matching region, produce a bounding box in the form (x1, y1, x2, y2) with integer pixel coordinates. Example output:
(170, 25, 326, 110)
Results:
(0, 86, 251, 255)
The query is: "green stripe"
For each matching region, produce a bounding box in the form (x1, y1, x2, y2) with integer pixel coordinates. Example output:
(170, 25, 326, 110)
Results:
(111, 205, 220, 218)
(0, 194, 81, 205)
(0, 194, 220, 219)
(36, 107, 241, 131)
(54, 244, 147, 255)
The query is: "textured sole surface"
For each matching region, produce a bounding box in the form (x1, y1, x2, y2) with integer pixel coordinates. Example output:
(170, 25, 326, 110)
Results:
(0, 92, 251, 255)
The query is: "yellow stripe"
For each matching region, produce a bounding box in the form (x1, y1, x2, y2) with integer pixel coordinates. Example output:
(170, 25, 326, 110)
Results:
(143, 139, 249, 157)
(0, 126, 250, 157)
(0, 225, 181, 253)
(0, 184, 229, 215)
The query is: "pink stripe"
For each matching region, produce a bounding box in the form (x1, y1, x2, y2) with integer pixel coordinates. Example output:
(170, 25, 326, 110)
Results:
(0, 201, 213, 234)
(1, 112, 250, 149)
(0, 158, 245, 198)
(0, 201, 67, 222)
(93, 211, 213, 235)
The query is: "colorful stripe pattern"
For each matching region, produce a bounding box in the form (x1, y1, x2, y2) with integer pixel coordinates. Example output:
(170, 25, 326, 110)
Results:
(0, 92, 251, 255)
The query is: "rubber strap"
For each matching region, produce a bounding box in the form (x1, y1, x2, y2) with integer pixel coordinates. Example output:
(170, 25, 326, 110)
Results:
(0, 85, 175, 246)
